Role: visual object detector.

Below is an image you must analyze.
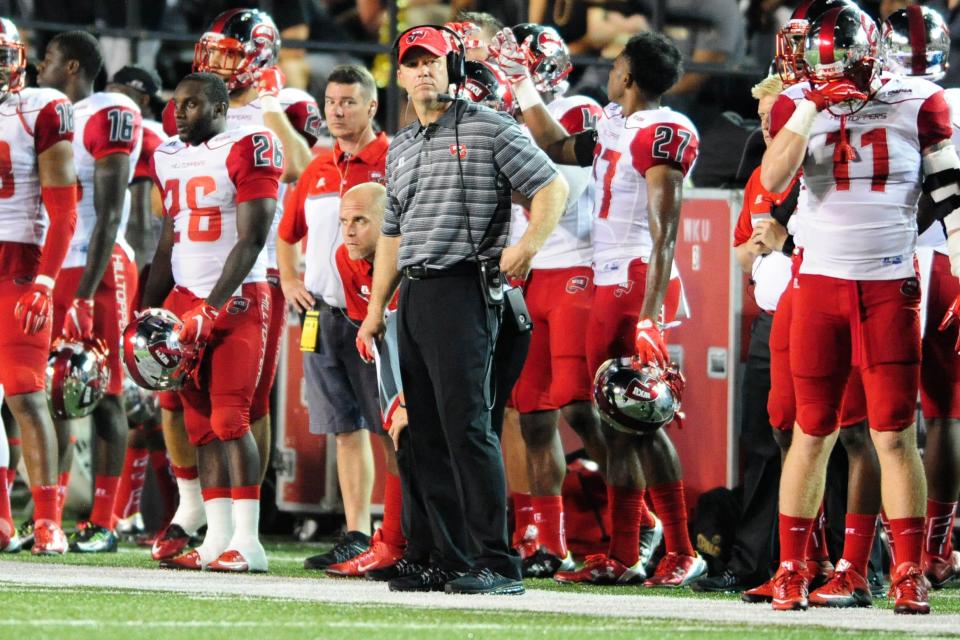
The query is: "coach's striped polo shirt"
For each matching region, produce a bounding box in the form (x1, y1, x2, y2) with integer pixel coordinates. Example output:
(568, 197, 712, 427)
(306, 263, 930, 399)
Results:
(382, 99, 559, 269)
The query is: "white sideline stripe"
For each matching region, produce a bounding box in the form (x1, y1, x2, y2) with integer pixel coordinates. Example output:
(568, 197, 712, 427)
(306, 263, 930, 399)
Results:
(0, 619, 650, 631)
(2, 561, 960, 634)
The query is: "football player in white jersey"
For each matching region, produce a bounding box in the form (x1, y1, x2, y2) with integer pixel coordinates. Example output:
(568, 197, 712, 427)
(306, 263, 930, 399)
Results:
(493, 29, 707, 587)
(105, 64, 177, 539)
(760, 5, 960, 614)
(37, 30, 144, 553)
(497, 24, 613, 579)
(0, 17, 78, 555)
(144, 72, 283, 572)
(882, 5, 960, 590)
(151, 7, 320, 561)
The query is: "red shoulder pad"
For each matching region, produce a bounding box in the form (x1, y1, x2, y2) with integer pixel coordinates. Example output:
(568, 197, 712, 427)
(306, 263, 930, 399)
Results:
(84, 106, 142, 159)
(227, 132, 283, 203)
(557, 103, 603, 135)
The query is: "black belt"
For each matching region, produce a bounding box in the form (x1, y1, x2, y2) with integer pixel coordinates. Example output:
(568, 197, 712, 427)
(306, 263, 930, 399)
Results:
(403, 261, 479, 280)
(312, 297, 348, 313)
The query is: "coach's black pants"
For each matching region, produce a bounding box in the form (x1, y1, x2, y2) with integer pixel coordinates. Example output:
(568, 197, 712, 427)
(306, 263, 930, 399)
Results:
(726, 312, 781, 583)
(395, 273, 521, 579)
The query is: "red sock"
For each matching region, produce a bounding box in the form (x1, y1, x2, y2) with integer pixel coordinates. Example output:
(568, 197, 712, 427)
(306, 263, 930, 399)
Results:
(607, 486, 643, 566)
(380, 472, 405, 548)
(924, 499, 957, 560)
(648, 481, 695, 556)
(0, 467, 12, 535)
(806, 504, 829, 562)
(89, 476, 120, 529)
(842, 513, 877, 576)
(57, 470, 70, 515)
(881, 510, 896, 566)
(532, 495, 567, 558)
(150, 450, 177, 522)
(511, 492, 535, 546)
(113, 447, 149, 522)
(889, 517, 924, 566)
(638, 490, 656, 529)
(780, 513, 814, 564)
(171, 464, 198, 479)
(31, 485, 59, 523)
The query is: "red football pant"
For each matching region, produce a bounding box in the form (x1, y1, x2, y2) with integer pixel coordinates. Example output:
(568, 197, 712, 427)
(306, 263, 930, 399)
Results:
(250, 270, 284, 421)
(512, 266, 594, 412)
(790, 274, 920, 436)
(53, 246, 137, 396)
(163, 283, 270, 445)
(0, 242, 51, 395)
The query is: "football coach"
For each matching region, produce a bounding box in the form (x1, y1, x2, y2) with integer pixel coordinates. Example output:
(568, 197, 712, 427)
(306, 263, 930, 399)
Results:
(357, 25, 568, 595)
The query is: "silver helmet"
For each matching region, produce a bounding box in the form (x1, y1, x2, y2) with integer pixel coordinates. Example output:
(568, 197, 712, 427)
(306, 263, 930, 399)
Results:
(121, 308, 193, 391)
(123, 375, 158, 424)
(46, 338, 110, 419)
(881, 5, 950, 82)
(593, 358, 682, 435)
(802, 4, 880, 91)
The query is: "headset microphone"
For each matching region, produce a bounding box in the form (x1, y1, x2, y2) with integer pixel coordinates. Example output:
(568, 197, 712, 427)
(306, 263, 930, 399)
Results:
(437, 93, 456, 103)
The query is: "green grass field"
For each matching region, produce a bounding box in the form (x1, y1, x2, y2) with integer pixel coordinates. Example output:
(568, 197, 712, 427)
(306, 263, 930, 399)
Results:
(3, 537, 960, 640)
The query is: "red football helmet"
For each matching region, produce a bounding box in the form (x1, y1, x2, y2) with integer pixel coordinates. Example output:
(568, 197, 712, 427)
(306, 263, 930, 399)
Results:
(0, 18, 26, 100)
(802, 5, 880, 91)
(193, 8, 280, 91)
(775, 0, 857, 84)
(122, 308, 199, 391)
(46, 338, 110, 419)
(593, 358, 684, 435)
(460, 60, 514, 114)
(881, 5, 950, 82)
(510, 23, 572, 94)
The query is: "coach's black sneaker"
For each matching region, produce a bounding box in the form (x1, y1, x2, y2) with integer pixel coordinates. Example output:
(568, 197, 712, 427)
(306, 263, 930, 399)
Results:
(304, 530, 369, 570)
(69, 524, 118, 553)
(366, 556, 424, 582)
(389, 565, 463, 592)
(445, 567, 525, 595)
(691, 569, 749, 593)
(522, 547, 575, 578)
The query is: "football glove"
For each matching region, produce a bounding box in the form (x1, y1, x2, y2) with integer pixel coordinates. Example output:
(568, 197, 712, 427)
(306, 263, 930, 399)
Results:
(254, 66, 285, 99)
(177, 302, 220, 347)
(802, 80, 867, 112)
(14, 281, 53, 336)
(489, 28, 533, 84)
(939, 291, 960, 354)
(62, 298, 95, 341)
(634, 318, 669, 369)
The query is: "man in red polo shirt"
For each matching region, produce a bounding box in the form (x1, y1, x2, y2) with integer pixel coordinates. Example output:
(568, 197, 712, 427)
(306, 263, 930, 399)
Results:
(326, 182, 404, 575)
(277, 64, 389, 570)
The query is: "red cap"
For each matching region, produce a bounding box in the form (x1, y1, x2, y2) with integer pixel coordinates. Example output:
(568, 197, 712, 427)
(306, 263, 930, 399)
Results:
(398, 27, 451, 62)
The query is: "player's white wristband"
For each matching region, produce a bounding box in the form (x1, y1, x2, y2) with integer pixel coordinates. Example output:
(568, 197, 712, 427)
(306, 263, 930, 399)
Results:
(512, 77, 541, 112)
(34, 274, 55, 290)
(783, 100, 818, 138)
(259, 95, 283, 114)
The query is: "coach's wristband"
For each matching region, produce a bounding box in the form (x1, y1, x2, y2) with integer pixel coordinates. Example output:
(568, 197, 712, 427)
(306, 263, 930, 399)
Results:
(512, 77, 541, 112)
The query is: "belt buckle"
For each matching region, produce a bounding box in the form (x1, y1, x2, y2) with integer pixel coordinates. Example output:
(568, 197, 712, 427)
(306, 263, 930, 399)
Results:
(407, 265, 427, 280)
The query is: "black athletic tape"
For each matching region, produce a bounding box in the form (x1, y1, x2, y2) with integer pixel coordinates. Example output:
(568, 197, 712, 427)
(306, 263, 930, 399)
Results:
(781, 234, 796, 257)
(574, 129, 598, 167)
(923, 167, 960, 196)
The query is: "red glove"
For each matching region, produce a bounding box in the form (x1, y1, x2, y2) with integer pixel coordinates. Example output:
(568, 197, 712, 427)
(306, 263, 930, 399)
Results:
(939, 292, 960, 353)
(356, 335, 375, 363)
(802, 80, 867, 112)
(255, 66, 285, 98)
(14, 281, 53, 336)
(445, 21, 483, 50)
(177, 302, 220, 347)
(634, 318, 669, 369)
(62, 298, 94, 341)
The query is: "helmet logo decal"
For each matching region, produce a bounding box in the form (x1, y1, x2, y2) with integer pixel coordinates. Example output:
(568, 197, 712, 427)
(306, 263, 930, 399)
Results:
(625, 378, 659, 402)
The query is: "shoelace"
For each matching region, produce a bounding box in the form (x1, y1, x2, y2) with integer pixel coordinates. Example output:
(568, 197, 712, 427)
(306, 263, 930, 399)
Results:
(582, 554, 608, 568)
(654, 553, 683, 578)
(330, 534, 364, 562)
(826, 569, 857, 593)
(894, 569, 925, 601)
(468, 567, 494, 586)
(774, 569, 807, 599)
